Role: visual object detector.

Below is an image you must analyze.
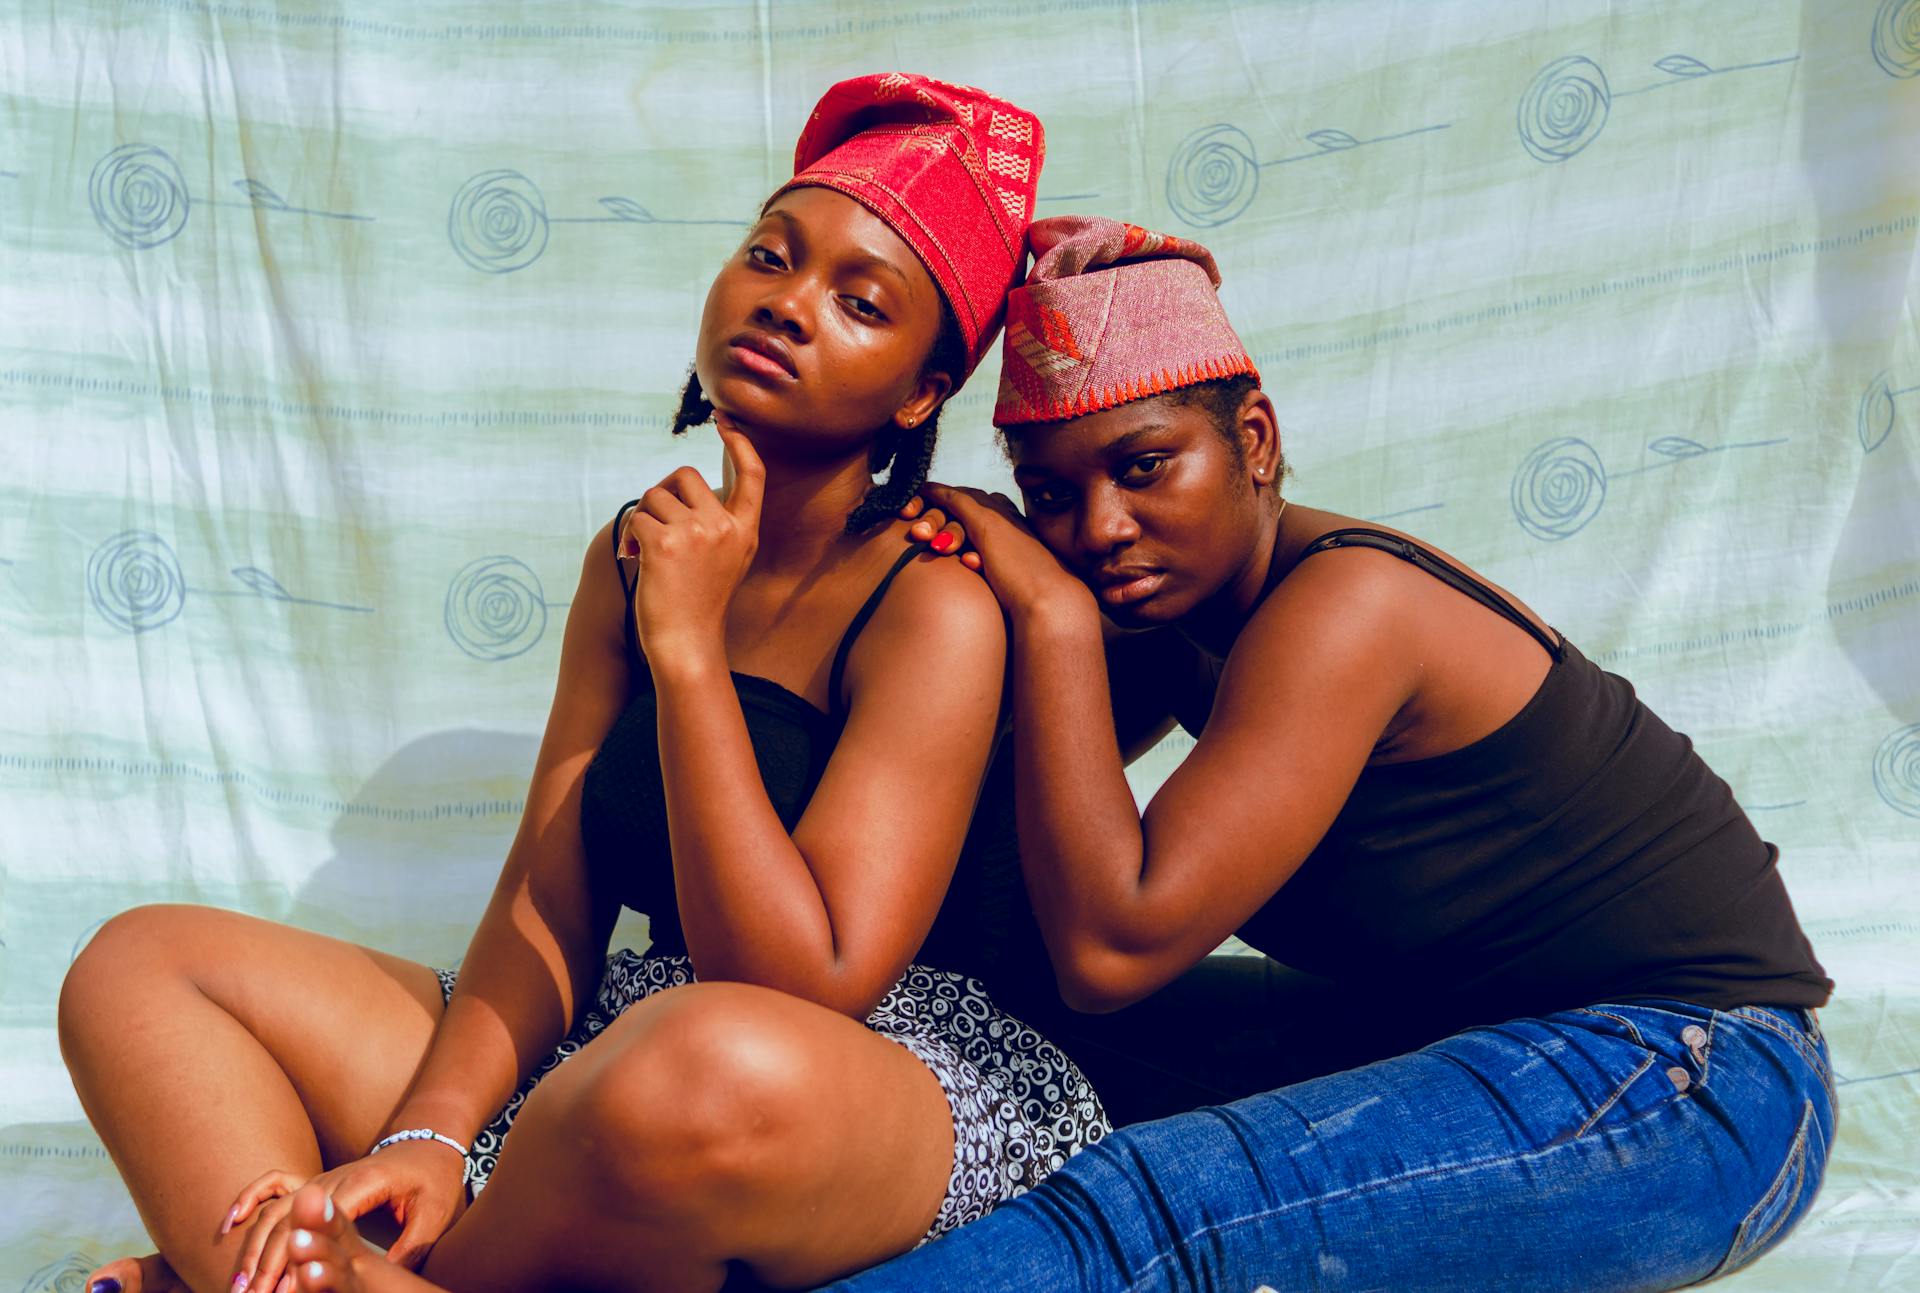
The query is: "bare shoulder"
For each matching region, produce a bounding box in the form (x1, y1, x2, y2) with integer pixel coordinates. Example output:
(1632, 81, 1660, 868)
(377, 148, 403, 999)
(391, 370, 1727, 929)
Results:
(848, 542, 1008, 689)
(564, 514, 630, 660)
(1248, 541, 1411, 653)
(1289, 515, 1555, 643)
(1208, 541, 1427, 735)
(888, 547, 1006, 638)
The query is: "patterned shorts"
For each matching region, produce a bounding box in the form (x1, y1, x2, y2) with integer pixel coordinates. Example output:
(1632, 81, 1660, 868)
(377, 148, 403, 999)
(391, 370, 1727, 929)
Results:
(433, 950, 1109, 1241)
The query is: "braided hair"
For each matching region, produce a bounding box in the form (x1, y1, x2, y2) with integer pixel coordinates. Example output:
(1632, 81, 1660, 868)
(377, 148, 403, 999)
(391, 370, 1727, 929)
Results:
(669, 301, 967, 534)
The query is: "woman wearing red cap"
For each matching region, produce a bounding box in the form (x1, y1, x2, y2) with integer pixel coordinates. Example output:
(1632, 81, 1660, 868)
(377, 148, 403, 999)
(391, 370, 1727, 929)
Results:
(839, 215, 1835, 1291)
(60, 76, 1107, 1293)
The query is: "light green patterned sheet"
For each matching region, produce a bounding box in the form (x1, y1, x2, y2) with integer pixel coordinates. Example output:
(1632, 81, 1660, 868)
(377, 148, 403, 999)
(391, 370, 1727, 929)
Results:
(3, 2, 1917, 1289)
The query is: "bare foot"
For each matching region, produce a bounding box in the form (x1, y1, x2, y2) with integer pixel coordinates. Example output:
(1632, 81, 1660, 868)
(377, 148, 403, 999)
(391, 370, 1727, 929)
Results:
(83, 1253, 189, 1293)
(283, 1185, 448, 1293)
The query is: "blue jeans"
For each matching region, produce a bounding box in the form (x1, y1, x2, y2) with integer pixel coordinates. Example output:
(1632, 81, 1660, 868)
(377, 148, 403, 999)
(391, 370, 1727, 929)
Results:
(821, 999, 1835, 1292)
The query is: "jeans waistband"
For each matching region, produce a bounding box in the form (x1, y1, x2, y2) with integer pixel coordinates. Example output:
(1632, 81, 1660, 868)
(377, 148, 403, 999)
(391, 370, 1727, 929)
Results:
(1733, 1003, 1824, 1044)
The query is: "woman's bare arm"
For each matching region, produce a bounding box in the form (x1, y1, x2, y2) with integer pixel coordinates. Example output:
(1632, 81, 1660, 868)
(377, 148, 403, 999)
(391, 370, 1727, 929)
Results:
(1009, 555, 1415, 1012)
(380, 522, 630, 1144)
(915, 483, 1420, 1016)
(652, 555, 1007, 1018)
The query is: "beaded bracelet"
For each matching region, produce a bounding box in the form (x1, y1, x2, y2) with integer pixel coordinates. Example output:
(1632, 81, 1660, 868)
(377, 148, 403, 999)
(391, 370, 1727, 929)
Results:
(370, 1128, 473, 1184)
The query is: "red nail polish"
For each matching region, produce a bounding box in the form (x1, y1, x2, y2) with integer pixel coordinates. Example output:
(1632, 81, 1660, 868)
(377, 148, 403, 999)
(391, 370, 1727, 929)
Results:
(930, 532, 956, 553)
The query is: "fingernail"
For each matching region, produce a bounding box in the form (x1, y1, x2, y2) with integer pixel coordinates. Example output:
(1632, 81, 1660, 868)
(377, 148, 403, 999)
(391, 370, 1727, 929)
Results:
(931, 532, 956, 553)
(323, 1195, 334, 1223)
(222, 1207, 237, 1235)
(91, 1281, 122, 1293)
(232, 1275, 249, 1291)
(276, 1276, 292, 1293)
(306, 1264, 326, 1283)
(292, 1229, 313, 1251)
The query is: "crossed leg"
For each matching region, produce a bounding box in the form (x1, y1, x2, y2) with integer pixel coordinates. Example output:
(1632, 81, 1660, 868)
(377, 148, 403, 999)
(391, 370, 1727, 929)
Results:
(58, 904, 449, 1293)
(417, 980, 955, 1292)
(62, 907, 959, 1293)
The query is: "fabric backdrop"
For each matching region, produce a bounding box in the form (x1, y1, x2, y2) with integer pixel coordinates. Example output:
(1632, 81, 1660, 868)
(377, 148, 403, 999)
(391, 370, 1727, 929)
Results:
(3, 1, 1916, 1288)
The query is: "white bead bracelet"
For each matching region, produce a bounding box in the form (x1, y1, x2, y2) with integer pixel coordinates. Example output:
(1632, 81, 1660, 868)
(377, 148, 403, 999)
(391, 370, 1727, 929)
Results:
(370, 1128, 473, 1184)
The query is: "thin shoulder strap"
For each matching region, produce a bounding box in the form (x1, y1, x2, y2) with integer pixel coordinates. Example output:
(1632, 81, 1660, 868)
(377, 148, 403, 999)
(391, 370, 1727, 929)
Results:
(828, 543, 927, 719)
(1297, 527, 1563, 658)
(610, 498, 642, 660)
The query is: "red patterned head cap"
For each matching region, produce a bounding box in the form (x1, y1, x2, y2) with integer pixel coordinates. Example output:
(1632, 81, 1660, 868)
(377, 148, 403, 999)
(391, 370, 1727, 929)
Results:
(993, 215, 1259, 427)
(769, 72, 1045, 380)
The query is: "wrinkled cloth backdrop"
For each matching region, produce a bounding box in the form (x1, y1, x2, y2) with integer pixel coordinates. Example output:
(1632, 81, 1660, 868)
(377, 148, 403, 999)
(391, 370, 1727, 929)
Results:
(2, 2, 1916, 1289)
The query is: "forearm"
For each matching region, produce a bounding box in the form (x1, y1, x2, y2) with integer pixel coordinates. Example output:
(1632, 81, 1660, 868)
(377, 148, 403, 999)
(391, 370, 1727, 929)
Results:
(386, 838, 611, 1143)
(1010, 600, 1159, 979)
(651, 649, 846, 1002)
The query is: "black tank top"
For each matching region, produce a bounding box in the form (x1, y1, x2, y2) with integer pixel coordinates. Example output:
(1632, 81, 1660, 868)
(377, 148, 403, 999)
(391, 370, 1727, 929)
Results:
(1184, 527, 1832, 1035)
(577, 501, 1044, 990)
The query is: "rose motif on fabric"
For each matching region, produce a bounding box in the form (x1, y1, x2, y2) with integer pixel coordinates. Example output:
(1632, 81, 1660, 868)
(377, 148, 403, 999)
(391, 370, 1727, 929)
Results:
(1873, 0, 1920, 77)
(448, 170, 550, 273)
(87, 530, 188, 633)
(89, 144, 191, 249)
(444, 555, 548, 660)
(1517, 56, 1612, 163)
(1873, 724, 1920, 818)
(1165, 124, 1260, 228)
(1510, 437, 1608, 540)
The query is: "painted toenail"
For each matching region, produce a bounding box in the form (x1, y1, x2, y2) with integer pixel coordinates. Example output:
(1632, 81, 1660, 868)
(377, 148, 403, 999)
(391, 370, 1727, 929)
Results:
(90, 1281, 122, 1293)
(306, 1263, 325, 1282)
(292, 1229, 313, 1250)
(323, 1195, 335, 1222)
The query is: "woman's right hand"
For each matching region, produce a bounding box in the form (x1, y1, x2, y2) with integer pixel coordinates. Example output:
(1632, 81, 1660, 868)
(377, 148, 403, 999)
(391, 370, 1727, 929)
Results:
(224, 1139, 468, 1290)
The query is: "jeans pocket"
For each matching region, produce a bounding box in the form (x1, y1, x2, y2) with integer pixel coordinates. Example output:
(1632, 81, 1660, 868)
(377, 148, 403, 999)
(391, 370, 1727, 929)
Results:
(1725, 1006, 1834, 1105)
(1701, 1098, 1816, 1283)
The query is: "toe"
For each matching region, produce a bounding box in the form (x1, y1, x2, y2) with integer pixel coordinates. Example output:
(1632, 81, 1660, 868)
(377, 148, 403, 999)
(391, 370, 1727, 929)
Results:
(286, 1184, 363, 1293)
(84, 1256, 139, 1293)
(87, 1252, 186, 1293)
(290, 1255, 347, 1293)
(286, 1183, 351, 1241)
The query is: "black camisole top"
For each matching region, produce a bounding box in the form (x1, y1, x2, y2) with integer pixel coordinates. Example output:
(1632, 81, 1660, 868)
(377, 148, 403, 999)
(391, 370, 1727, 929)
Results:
(1176, 527, 1832, 1036)
(576, 501, 1044, 991)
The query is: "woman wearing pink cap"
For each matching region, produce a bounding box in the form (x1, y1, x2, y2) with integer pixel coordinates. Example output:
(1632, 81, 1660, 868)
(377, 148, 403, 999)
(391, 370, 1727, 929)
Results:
(840, 215, 1834, 1291)
(60, 77, 1108, 1293)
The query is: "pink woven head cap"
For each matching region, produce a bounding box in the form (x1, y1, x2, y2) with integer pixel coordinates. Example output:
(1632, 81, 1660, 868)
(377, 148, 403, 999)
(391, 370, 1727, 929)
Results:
(993, 215, 1259, 427)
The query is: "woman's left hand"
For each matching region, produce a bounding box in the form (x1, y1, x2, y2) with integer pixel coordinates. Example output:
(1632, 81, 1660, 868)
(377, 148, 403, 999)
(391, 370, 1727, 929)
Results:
(900, 492, 979, 569)
(918, 483, 1093, 624)
(622, 426, 765, 664)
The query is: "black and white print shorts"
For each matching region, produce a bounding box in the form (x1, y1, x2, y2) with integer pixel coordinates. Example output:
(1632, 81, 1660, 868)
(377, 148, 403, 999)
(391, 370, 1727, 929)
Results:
(433, 950, 1109, 1241)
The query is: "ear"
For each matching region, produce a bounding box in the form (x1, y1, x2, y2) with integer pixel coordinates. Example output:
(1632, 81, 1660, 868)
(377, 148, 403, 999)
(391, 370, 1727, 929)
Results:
(895, 368, 954, 432)
(1239, 389, 1283, 492)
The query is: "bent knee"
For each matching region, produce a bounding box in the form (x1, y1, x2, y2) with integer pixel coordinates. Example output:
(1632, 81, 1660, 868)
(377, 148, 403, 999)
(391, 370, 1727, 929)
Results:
(58, 904, 226, 1050)
(562, 983, 827, 1203)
